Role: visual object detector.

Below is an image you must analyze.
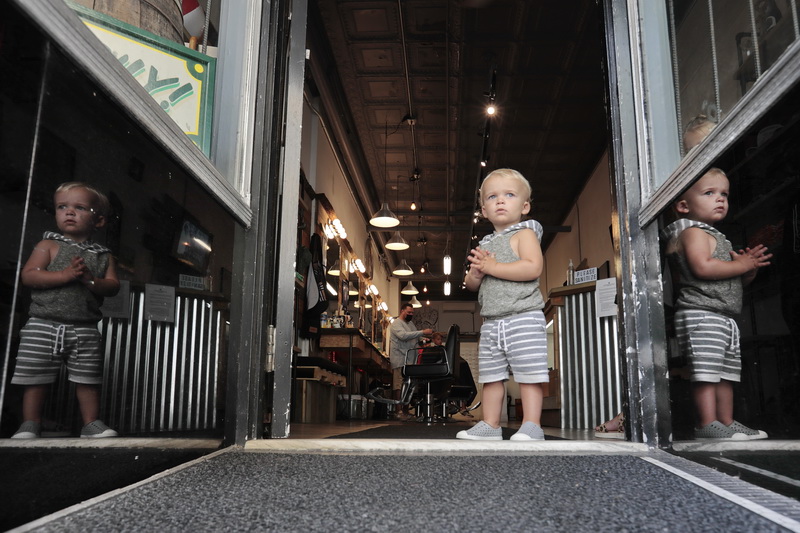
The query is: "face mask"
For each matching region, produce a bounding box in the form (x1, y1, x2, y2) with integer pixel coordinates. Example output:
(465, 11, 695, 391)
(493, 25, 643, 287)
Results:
(404, 314, 414, 322)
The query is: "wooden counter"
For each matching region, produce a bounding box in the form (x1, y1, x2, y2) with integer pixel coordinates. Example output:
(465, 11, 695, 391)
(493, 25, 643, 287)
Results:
(318, 328, 392, 386)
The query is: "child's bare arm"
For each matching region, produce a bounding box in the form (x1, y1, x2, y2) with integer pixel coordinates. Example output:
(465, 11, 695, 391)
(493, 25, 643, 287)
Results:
(82, 255, 121, 297)
(20, 240, 83, 288)
(681, 228, 768, 280)
(476, 229, 543, 282)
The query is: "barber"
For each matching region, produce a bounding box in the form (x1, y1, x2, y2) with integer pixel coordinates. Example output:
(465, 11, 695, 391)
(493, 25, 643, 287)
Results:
(389, 303, 433, 419)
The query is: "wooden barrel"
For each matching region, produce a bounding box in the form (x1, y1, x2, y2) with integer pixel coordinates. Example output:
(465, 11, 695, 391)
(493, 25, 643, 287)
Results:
(71, 0, 185, 44)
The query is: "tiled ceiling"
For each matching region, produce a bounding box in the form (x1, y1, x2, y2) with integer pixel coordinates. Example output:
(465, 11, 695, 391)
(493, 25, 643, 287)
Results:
(307, 0, 609, 299)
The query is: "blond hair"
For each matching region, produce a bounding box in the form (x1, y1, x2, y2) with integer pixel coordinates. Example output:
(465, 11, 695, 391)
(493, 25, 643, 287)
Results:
(55, 182, 111, 218)
(682, 115, 717, 152)
(479, 168, 532, 205)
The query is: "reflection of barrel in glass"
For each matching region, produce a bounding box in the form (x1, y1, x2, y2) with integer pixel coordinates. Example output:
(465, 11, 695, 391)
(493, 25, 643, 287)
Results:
(74, 0, 185, 44)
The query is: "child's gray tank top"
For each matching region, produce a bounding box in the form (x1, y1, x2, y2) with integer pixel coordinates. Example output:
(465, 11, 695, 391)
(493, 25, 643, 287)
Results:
(661, 219, 743, 316)
(477, 220, 545, 319)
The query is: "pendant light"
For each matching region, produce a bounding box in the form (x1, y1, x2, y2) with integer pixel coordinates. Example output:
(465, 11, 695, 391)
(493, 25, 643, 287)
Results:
(327, 260, 341, 276)
(443, 280, 451, 296)
(409, 295, 422, 308)
(401, 281, 419, 295)
(385, 231, 409, 251)
(443, 255, 452, 276)
(369, 122, 400, 228)
(392, 259, 414, 276)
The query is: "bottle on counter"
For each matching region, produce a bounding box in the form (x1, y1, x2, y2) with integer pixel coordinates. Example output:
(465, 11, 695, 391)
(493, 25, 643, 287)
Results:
(320, 311, 328, 328)
(567, 259, 574, 285)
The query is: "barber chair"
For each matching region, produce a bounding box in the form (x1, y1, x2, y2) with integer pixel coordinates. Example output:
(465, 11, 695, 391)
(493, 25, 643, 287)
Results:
(368, 324, 479, 423)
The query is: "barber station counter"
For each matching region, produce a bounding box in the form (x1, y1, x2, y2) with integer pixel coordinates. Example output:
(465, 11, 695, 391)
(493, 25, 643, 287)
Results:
(318, 328, 391, 419)
(318, 328, 391, 379)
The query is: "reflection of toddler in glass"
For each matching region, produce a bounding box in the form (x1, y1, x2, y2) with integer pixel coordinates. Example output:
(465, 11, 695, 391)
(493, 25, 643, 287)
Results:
(661, 168, 770, 440)
(683, 114, 717, 153)
(11, 182, 120, 439)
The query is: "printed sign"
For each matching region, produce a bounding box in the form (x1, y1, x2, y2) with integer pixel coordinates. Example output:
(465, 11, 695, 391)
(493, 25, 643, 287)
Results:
(596, 278, 618, 318)
(145, 284, 176, 322)
(179, 274, 206, 291)
(70, 3, 215, 155)
(574, 267, 598, 284)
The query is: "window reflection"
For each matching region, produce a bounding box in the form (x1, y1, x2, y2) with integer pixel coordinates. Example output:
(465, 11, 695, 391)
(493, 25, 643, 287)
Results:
(1, 5, 234, 437)
(668, 0, 799, 157)
(660, 81, 800, 440)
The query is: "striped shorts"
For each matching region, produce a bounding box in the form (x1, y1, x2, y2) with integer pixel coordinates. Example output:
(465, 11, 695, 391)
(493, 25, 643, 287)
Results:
(478, 310, 549, 384)
(11, 317, 104, 385)
(674, 309, 741, 383)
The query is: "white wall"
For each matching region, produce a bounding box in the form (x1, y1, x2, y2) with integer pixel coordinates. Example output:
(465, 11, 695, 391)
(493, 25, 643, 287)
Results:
(542, 151, 615, 297)
(301, 99, 398, 311)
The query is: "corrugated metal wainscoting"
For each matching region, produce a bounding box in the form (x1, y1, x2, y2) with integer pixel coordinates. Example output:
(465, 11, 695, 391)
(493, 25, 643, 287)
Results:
(45, 291, 227, 435)
(557, 288, 622, 429)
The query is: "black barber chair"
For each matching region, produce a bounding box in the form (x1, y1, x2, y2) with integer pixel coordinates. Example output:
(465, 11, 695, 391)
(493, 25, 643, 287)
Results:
(368, 324, 479, 423)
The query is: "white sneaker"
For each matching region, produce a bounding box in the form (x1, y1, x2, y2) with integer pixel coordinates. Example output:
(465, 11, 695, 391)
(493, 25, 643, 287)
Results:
(456, 420, 502, 441)
(510, 421, 545, 441)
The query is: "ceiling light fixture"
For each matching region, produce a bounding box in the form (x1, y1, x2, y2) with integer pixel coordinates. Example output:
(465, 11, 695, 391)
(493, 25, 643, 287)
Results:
(443, 280, 451, 296)
(401, 281, 419, 295)
(409, 295, 422, 308)
(369, 121, 400, 228)
(327, 260, 340, 276)
(385, 231, 409, 251)
(392, 259, 414, 276)
(443, 255, 452, 276)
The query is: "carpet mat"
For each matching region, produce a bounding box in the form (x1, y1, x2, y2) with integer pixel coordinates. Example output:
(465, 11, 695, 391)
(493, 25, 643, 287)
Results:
(328, 422, 563, 440)
(27, 450, 796, 532)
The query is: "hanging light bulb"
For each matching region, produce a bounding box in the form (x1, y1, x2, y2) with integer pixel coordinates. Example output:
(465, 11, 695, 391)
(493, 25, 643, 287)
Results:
(444, 280, 451, 296)
(410, 201, 417, 211)
(423, 284, 428, 293)
(426, 300, 430, 305)
(401, 281, 419, 295)
(327, 260, 341, 276)
(385, 231, 409, 251)
(409, 295, 422, 308)
(443, 255, 452, 276)
(419, 262, 426, 274)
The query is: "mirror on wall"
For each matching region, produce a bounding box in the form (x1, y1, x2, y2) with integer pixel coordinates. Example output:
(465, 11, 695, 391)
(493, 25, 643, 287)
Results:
(315, 197, 389, 345)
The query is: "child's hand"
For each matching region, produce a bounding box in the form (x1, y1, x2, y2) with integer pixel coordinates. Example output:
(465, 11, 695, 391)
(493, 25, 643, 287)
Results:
(739, 244, 772, 268)
(467, 247, 496, 277)
(64, 256, 88, 282)
(729, 245, 770, 275)
(737, 244, 772, 284)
